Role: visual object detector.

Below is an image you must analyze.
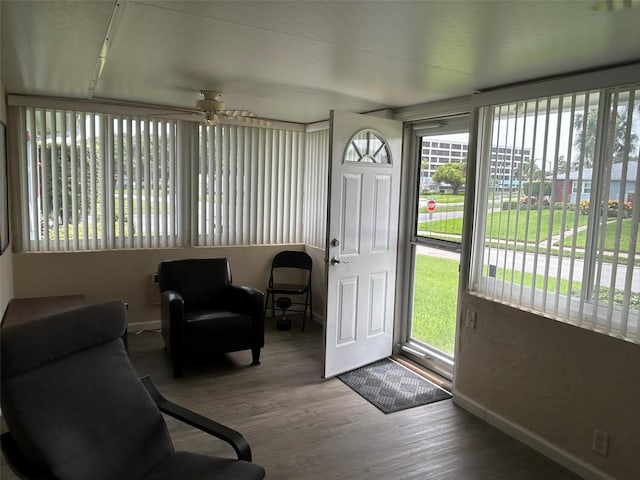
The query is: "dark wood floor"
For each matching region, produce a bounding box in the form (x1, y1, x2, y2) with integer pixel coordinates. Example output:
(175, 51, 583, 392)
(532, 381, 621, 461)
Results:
(2, 317, 582, 479)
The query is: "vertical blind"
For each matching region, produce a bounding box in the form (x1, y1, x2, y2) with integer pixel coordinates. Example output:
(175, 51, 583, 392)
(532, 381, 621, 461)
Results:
(19, 108, 180, 251)
(470, 84, 640, 343)
(15, 105, 310, 251)
(194, 125, 305, 246)
(303, 128, 329, 248)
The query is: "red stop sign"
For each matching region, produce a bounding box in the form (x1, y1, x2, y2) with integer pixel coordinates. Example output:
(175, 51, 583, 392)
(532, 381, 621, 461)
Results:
(426, 198, 437, 212)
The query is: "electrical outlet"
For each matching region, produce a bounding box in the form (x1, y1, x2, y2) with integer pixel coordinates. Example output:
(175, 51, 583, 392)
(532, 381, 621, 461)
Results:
(465, 310, 477, 329)
(592, 429, 609, 456)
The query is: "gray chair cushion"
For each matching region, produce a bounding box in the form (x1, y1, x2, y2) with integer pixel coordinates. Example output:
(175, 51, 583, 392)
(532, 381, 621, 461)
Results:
(1, 300, 126, 379)
(1, 301, 174, 480)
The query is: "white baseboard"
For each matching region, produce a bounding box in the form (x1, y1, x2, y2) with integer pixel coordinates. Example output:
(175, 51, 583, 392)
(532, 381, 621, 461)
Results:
(453, 391, 616, 480)
(127, 320, 161, 332)
(128, 314, 321, 332)
(312, 311, 323, 325)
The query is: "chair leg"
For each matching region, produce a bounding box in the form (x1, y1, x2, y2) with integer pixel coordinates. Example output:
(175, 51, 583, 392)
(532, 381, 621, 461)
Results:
(302, 293, 308, 331)
(172, 356, 184, 378)
(303, 288, 312, 331)
(264, 292, 273, 317)
(251, 347, 261, 366)
(263, 292, 270, 317)
(169, 340, 184, 378)
(271, 294, 276, 319)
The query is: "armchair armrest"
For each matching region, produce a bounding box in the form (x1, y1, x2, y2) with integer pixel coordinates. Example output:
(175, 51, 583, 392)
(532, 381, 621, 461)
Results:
(219, 285, 264, 317)
(160, 290, 185, 333)
(160, 290, 184, 317)
(140, 376, 253, 462)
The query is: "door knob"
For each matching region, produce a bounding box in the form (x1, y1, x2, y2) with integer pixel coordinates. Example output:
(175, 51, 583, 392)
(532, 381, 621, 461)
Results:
(331, 238, 340, 247)
(330, 257, 349, 265)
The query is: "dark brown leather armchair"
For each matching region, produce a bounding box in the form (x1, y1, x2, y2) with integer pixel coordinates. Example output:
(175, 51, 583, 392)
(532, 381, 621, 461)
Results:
(0, 300, 266, 480)
(158, 258, 265, 378)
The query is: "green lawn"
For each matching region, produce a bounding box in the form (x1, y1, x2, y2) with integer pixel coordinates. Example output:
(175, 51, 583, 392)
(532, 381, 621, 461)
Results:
(419, 211, 640, 267)
(413, 207, 639, 356)
(420, 210, 590, 242)
(411, 254, 459, 355)
(411, 246, 640, 357)
(573, 218, 640, 250)
(489, 265, 640, 308)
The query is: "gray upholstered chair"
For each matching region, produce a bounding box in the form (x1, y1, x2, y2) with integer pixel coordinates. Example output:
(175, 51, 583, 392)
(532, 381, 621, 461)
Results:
(0, 300, 266, 480)
(158, 258, 265, 378)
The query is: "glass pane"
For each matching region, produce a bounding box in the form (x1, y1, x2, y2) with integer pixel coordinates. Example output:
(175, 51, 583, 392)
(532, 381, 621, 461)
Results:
(470, 86, 640, 342)
(411, 246, 460, 355)
(410, 130, 468, 360)
(417, 133, 468, 242)
(344, 130, 390, 164)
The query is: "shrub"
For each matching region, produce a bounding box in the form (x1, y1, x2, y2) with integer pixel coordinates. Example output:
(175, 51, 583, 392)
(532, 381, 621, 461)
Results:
(580, 199, 633, 217)
(519, 196, 551, 210)
(607, 200, 633, 218)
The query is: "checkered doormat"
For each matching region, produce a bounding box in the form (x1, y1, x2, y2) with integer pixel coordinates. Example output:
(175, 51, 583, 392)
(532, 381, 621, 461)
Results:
(337, 358, 451, 413)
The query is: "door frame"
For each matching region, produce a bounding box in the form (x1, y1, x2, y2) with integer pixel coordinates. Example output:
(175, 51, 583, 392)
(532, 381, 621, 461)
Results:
(395, 114, 471, 380)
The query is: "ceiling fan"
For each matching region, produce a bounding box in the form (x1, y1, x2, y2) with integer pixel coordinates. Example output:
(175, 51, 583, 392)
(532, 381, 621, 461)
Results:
(192, 90, 270, 126)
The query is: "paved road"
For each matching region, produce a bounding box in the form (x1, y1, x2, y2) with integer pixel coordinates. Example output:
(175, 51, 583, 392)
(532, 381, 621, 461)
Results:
(417, 200, 464, 223)
(418, 245, 638, 292)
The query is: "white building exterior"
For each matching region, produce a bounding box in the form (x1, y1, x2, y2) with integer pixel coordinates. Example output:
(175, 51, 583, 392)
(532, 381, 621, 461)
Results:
(421, 139, 531, 192)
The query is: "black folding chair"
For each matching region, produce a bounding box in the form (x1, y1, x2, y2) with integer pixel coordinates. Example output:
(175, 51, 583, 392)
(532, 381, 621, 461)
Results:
(264, 251, 313, 330)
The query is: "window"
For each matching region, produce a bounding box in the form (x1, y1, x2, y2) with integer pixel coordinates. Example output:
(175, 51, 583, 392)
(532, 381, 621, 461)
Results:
(304, 128, 329, 249)
(20, 108, 179, 251)
(470, 83, 640, 343)
(194, 124, 305, 246)
(15, 105, 306, 251)
(344, 129, 390, 164)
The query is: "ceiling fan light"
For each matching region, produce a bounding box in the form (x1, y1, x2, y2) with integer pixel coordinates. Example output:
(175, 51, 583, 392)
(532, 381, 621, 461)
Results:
(197, 98, 224, 111)
(205, 112, 219, 126)
(193, 90, 268, 127)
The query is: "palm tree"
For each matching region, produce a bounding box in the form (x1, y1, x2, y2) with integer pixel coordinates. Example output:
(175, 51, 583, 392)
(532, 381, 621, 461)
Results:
(573, 109, 598, 168)
(574, 105, 638, 168)
(555, 155, 567, 175)
(610, 105, 639, 162)
(514, 158, 541, 182)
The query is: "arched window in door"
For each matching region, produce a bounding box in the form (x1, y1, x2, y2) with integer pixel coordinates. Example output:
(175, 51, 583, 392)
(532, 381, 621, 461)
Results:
(344, 129, 391, 164)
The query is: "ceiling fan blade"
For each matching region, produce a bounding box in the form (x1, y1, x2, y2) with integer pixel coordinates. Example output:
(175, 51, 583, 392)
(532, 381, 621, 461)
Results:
(129, 90, 272, 126)
(221, 109, 256, 118)
(144, 110, 201, 118)
(217, 109, 272, 126)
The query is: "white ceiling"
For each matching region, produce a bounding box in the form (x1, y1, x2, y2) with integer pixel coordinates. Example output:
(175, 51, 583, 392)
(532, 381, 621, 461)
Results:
(2, 0, 640, 124)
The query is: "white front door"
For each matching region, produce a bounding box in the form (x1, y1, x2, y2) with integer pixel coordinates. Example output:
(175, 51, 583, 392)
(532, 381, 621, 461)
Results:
(323, 111, 402, 378)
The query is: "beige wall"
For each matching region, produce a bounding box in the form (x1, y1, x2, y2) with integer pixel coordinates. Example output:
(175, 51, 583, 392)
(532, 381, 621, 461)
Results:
(455, 293, 640, 479)
(12, 245, 306, 327)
